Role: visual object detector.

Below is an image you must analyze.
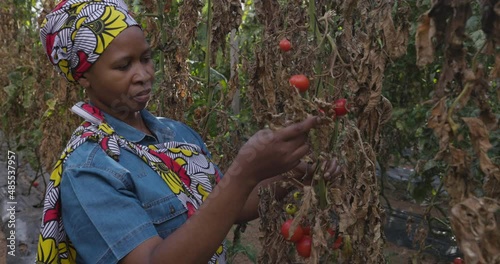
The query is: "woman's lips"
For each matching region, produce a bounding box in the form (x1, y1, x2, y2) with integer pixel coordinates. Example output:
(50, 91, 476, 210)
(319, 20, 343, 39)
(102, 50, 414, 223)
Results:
(133, 89, 151, 103)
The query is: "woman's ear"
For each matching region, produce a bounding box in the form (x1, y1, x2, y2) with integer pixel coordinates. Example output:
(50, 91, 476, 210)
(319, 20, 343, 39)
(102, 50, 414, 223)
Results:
(77, 76, 90, 89)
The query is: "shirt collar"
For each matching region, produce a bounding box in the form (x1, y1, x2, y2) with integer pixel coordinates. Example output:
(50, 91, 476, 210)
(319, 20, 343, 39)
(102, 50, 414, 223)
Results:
(103, 109, 173, 143)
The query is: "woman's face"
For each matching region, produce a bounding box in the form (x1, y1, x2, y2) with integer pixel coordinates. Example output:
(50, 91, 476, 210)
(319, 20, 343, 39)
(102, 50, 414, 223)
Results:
(79, 26, 154, 120)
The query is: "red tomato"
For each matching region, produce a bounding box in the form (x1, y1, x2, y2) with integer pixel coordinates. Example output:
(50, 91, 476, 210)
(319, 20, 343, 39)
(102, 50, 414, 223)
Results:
(32, 182, 39, 187)
(302, 226, 311, 235)
(333, 98, 348, 116)
(327, 227, 335, 237)
(281, 219, 304, 242)
(279, 38, 292, 52)
(295, 235, 312, 258)
(289, 74, 310, 92)
(327, 227, 342, 249)
(453, 257, 464, 264)
(332, 236, 343, 250)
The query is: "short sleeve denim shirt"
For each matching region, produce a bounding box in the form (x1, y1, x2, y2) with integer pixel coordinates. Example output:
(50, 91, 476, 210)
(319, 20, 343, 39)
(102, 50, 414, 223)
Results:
(60, 109, 216, 264)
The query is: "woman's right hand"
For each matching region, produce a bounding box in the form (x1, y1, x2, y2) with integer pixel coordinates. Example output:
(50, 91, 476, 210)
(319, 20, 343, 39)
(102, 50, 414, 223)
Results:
(229, 116, 320, 187)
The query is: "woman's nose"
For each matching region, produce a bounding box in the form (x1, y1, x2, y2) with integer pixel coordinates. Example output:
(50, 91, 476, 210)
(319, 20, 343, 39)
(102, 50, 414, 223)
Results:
(132, 64, 153, 84)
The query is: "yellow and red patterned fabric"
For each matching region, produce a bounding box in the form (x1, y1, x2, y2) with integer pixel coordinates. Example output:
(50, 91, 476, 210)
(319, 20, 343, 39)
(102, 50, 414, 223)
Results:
(37, 102, 225, 263)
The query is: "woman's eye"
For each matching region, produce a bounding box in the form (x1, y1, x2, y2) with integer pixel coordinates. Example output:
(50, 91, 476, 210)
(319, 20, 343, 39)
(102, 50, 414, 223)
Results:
(115, 61, 130, 71)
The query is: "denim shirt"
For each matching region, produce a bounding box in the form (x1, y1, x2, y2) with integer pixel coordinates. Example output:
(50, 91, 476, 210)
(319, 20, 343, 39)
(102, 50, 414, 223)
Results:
(60, 109, 217, 264)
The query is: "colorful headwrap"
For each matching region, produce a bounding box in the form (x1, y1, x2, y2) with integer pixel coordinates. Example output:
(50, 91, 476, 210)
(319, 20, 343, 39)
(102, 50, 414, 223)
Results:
(40, 0, 139, 82)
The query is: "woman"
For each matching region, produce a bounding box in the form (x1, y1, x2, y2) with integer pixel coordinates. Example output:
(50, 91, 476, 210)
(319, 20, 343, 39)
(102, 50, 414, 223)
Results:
(37, 1, 340, 263)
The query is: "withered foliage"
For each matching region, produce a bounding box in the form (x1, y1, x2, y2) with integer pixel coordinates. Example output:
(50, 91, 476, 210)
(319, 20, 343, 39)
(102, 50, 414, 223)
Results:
(1, 0, 82, 174)
(153, 0, 204, 122)
(252, 0, 409, 263)
(211, 0, 242, 60)
(416, 0, 500, 263)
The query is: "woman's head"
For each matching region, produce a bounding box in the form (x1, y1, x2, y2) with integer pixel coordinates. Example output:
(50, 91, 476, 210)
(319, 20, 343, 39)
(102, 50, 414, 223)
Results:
(40, 0, 154, 118)
(40, 0, 139, 82)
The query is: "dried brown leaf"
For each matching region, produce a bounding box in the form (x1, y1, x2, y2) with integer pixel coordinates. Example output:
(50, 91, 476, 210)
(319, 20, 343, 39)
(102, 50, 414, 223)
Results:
(443, 146, 472, 205)
(462, 118, 500, 197)
(462, 118, 492, 154)
(415, 12, 436, 67)
(451, 197, 500, 264)
(427, 98, 451, 159)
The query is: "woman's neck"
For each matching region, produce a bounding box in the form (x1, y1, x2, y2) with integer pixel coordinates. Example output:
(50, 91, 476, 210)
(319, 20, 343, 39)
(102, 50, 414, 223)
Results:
(104, 108, 153, 136)
(121, 112, 154, 136)
(86, 100, 153, 136)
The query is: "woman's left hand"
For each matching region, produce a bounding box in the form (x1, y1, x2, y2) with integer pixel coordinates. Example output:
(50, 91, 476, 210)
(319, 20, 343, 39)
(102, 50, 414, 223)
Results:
(291, 157, 342, 184)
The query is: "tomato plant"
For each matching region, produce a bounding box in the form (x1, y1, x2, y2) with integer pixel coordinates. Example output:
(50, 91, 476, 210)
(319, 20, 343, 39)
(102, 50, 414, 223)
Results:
(279, 38, 292, 52)
(333, 98, 348, 116)
(285, 203, 297, 215)
(296, 235, 312, 258)
(289, 74, 310, 92)
(281, 219, 304, 242)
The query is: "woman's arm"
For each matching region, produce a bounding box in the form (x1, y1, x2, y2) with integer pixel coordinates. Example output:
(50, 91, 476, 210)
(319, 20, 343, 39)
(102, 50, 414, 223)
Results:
(120, 116, 320, 264)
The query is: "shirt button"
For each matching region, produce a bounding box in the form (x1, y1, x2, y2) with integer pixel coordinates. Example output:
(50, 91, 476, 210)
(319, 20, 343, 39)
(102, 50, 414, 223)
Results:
(169, 205, 175, 214)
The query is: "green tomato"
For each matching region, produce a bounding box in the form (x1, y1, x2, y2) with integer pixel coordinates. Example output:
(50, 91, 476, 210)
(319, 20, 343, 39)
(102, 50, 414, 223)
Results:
(285, 203, 298, 215)
(293, 191, 302, 201)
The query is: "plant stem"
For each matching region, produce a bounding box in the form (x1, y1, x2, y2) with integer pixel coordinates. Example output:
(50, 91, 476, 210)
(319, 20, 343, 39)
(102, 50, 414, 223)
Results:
(202, 0, 213, 135)
(329, 118, 340, 151)
(205, 0, 212, 96)
(318, 177, 327, 209)
(447, 82, 472, 135)
(308, 0, 324, 98)
(157, 0, 166, 80)
(319, 119, 341, 209)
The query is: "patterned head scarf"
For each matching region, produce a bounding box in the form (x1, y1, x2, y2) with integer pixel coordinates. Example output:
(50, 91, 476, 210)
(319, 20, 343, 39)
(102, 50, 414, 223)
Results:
(40, 0, 139, 83)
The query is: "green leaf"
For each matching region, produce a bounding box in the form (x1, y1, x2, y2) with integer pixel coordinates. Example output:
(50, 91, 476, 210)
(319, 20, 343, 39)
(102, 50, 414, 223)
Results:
(8, 71, 23, 87)
(423, 160, 437, 171)
(22, 77, 36, 109)
(3, 84, 18, 98)
(46, 98, 57, 109)
(412, 181, 430, 204)
(43, 98, 58, 118)
(43, 92, 54, 101)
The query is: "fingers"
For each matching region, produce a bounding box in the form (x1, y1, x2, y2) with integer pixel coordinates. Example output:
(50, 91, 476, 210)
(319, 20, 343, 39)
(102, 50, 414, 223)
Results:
(323, 158, 342, 179)
(280, 116, 320, 142)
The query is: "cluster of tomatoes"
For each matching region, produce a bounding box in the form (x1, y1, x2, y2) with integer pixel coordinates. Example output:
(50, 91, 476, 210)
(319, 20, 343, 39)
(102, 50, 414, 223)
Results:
(279, 38, 349, 118)
(279, 38, 310, 93)
(279, 192, 343, 258)
(277, 38, 348, 259)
